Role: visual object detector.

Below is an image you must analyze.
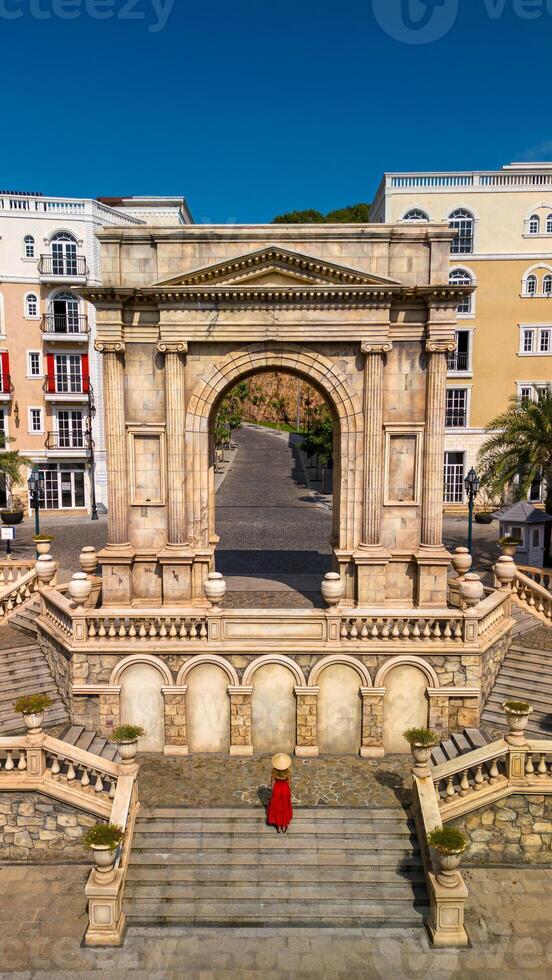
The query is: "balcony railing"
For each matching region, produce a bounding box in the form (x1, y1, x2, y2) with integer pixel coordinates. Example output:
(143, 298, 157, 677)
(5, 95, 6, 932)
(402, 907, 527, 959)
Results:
(45, 432, 90, 451)
(38, 255, 87, 278)
(447, 351, 470, 372)
(43, 374, 88, 395)
(0, 375, 12, 395)
(41, 314, 89, 335)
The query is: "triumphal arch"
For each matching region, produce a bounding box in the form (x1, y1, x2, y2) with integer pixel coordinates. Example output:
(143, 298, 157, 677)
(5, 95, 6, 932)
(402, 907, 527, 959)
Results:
(50, 222, 512, 757)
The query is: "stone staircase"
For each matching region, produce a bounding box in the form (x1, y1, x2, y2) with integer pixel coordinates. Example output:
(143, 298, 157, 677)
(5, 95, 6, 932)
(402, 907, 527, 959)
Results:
(8, 595, 41, 636)
(0, 623, 68, 735)
(124, 805, 428, 928)
(431, 727, 495, 767)
(58, 724, 120, 763)
(481, 637, 552, 736)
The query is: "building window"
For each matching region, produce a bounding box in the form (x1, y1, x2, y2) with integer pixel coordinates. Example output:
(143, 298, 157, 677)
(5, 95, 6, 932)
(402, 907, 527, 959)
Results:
(449, 209, 474, 254)
(403, 209, 429, 222)
(520, 385, 533, 401)
(51, 233, 78, 276)
(24, 235, 35, 258)
(525, 274, 538, 296)
(449, 268, 473, 314)
(519, 383, 551, 401)
(529, 214, 540, 235)
(35, 463, 86, 510)
(28, 351, 41, 377)
(547, 216, 552, 235)
(447, 330, 471, 372)
(540, 329, 551, 353)
(444, 452, 465, 503)
(522, 329, 535, 353)
(445, 388, 468, 427)
(544, 275, 552, 296)
(29, 408, 43, 433)
(25, 293, 39, 318)
(57, 410, 84, 449)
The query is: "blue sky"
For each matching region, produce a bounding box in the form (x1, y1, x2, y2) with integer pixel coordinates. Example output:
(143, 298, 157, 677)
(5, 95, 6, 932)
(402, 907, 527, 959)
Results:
(1, 0, 551, 221)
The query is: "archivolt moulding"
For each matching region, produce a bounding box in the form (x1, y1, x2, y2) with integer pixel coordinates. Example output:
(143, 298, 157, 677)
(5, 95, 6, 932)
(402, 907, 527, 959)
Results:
(176, 655, 239, 687)
(110, 654, 173, 687)
(242, 654, 307, 688)
(374, 656, 439, 690)
(309, 654, 372, 688)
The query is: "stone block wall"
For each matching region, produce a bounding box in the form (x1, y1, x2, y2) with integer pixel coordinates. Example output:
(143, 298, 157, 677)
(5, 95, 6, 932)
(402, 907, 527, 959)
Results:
(480, 632, 511, 705)
(0, 793, 100, 862)
(37, 630, 70, 712)
(449, 796, 552, 865)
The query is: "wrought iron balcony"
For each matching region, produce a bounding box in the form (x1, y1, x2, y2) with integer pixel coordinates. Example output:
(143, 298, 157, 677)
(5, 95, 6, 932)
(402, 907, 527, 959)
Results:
(41, 314, 89, 335)
(0, 375, 12, 398)
(446, 351, 470, 372)
(43, 374, 88, 396)
(45, 431, 90, 451)
(38, 254, 87, 278)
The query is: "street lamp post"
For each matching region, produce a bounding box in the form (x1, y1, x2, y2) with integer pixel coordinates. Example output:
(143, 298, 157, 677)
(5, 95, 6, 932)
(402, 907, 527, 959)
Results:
(87, 383, 99, 521)
(464, 467, 481, 556)
(27, 469, 44, 543)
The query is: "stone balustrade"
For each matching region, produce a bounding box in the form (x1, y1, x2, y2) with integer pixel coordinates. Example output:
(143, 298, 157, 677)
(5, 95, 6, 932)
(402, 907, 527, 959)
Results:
(0, 566, 38, 621)
(510, 570, 552, 623)
(0, 559, 35, 585)
(432, 741, 509, 813)
(516, 565, 552, 592)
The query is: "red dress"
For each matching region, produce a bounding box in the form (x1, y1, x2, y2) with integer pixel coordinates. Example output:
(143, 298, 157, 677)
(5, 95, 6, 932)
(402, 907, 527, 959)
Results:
(267, 778, 293, 828)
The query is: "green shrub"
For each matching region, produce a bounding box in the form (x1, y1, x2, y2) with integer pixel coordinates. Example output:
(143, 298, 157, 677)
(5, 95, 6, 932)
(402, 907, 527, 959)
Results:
(499, 536, 522, 546)
(14, 694, 52, 714)
(427, 826, 467, 854)
(83, 824, 124, 850)
(403, 727, 439, 747)
(503, 699, 531, 713)
(110, 725, 146, 742)
(32, 534, 54, 542)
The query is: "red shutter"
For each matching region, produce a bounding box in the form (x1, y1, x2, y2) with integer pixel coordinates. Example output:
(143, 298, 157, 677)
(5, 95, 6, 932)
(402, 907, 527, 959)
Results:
(46, 353, 56, 393)
(82, 354, 89, 394)
(0, 353, 9, 393)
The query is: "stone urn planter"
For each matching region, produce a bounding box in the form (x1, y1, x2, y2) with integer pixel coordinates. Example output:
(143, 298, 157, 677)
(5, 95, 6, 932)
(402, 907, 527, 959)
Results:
(474, 512, 494, 525)
(460, 572, 484, 608)
(427, 827, 467, 888)
(321, 572, 345, 607)
(499, 536, 521, 558)
(502, 699, 533, 745)
(35, 555, 57, 587)
(14, 694, 52, 734)
(33, 536, 54, 556)
(110, 725, 145, 767)
(68, 571, 92, 609)
(0, 510, 24, 526)
(204, 571, 227, 608)
(79, 545, 98, 577)
(84, 824, 124, 882)
(404, 728, 439, 777)
(451, 547, 472, 580)
(494, 555, 516, 590)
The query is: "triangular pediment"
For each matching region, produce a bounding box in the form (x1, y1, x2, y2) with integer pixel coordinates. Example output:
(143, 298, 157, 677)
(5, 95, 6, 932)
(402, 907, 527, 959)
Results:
(155, 246, 402, 289)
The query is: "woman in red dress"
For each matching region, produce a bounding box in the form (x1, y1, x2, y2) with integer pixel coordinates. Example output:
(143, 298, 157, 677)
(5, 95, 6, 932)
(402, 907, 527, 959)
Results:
(267, 753, 293, 833)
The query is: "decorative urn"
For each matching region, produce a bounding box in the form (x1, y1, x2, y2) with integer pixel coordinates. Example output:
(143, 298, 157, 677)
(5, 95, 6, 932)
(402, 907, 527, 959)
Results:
(204, 571, 227, 608)
(321, 572, 345, 607)
(459, 572, 484, 608)
(68, 571, 92, 608)
(502, 701, 533, 745)
(436, 849, 464, 889)
(79, 546, 98, 578)
(23, 711, 44, 734)
(35, 555, 57, 587)
(451, 547, 472, 580)
(494, 556, 516, 590)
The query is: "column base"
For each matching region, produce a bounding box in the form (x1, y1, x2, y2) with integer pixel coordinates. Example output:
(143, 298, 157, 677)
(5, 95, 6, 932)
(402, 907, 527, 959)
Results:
(414, 546, 452, 608)
(164, 745, 189, 756)
(97, 547, 135, 606)
(295, 745, 319, 758)
(354, 547, 391, 605)
(158, 548, 194, 605)
(230, 745, 254, 756)
(360, 746, 385, 759)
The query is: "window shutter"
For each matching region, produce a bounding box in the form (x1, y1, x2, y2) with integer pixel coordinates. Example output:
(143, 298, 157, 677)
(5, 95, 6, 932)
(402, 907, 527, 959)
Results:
(46, 353, 56, 393)
(82, 354, 89, 393)
(0, 353, 9, 393)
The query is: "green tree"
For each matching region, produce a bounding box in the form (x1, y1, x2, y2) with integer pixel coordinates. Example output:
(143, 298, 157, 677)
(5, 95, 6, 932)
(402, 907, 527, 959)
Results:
(0, 434, 32, 508)
(272, 203, 371, 224)
(478, 391, 552, 514)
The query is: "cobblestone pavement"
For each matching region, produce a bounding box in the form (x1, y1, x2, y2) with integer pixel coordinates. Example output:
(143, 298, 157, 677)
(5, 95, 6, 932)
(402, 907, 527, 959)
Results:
(136, 753, 412, 808)
(3, 512, 108, 584)
(2, 864, 552, 977)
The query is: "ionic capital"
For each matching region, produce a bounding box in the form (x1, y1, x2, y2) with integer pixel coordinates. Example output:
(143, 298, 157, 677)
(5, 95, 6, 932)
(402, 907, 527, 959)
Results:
(425, 340, 456, 354)
(157, 341, 188, 355)
(94, 341, 126, 354)
(361, 341, 393, 354)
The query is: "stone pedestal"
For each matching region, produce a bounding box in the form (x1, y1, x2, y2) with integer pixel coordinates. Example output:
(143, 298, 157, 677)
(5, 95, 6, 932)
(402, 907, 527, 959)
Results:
(360, 688, 385, 758)
(426, 871, 469, 947)
(85, 869, 126, 947)
(158, 552, 194, 605)
(295, 687, 319, 757)
(229, 686, 253, 756)
(163, 687, 188, 755)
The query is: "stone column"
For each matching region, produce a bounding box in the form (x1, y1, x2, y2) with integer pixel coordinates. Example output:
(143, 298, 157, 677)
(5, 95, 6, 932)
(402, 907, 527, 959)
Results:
(416, 339, 454, 607)
(229, 686, 253, 756)
(162, 686, 188, 755)
(360, 688, 385, 758)
(96, 342, 134, 604)
(295, 687, 319, 757)
(355, 339, 391, 605)
(157, 342, 193, 604)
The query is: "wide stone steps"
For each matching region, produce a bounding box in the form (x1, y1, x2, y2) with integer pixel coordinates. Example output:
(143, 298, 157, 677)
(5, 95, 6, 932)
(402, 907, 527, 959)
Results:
(8, 598, 41, 635)
(58, 724, 120, 763)
(481, 626, 552, 736)
(0, 625, 68, 735)
(125, 806, 428, 928)
(431, 727, 494, 767)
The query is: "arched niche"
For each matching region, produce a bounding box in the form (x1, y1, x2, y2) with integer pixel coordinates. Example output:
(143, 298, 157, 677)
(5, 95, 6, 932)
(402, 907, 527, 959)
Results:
(317, 663, 363, 754)
(118, 661, 166, 752)
(186, 663, 230, 753)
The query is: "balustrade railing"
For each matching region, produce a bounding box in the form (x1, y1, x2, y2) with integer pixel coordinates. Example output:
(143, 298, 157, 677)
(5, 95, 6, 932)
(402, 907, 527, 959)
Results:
(516, 565, 552, 593)
(0, 565, 38, 621)
(510, 569, 552, 624)
(339, 613, 464, 642)
(432, 741, 509, 813)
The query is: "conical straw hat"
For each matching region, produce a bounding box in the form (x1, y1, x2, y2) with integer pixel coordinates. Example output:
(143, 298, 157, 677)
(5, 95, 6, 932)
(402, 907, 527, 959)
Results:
(272, 753, 291, 770)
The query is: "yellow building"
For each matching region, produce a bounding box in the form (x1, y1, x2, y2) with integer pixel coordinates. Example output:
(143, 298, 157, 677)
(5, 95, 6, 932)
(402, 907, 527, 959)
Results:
(371, 162, 552, 508)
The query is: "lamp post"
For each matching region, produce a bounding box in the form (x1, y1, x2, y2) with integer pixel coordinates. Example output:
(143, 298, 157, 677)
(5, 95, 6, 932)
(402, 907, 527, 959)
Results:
(86, 383, 99, 521)
(27, 469, 44, 541)
(464, 467, 481, 556)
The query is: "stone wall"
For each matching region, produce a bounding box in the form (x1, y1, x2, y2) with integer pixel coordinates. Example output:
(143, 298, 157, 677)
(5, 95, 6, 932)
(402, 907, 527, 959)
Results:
(0, 793, 100, 862)
(37, 629, 71, 712)
(480, 632, 511, 705)
(449, 796, 552, 865)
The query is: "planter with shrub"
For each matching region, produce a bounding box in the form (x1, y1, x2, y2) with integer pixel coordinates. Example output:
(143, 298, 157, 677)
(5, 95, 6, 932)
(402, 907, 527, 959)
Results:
(502, 699, 532, 743)
(13, 693, 52, 733)
(499, 535, 522, 558)
(32, 534, 54, 555)
(427, 826, 468, 887)
(474, 512, 494, 525)
(110, 725, 146, 765)
(404, 727, 439, 776)
(83, 823, 124, 876)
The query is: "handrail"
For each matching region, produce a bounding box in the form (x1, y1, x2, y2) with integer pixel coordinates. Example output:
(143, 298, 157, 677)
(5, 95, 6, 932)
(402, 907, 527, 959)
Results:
(0, 566, 38, 622)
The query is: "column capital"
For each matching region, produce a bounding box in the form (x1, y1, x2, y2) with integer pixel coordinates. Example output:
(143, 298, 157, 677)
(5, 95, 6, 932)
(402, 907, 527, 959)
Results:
(361, 341, 393, 354)
(157, 341, 188, 354)
(425, 339, 456, 354)
(94, 340, 126, 354)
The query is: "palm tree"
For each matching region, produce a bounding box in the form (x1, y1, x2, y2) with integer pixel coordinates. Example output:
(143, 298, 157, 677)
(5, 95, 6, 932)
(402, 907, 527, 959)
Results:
(478, 390, 552, 514)
(0, 433, 32, 508)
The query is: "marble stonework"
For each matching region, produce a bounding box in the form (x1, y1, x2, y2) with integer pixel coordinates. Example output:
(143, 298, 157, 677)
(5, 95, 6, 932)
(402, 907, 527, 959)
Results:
(84, 224, 472, 609)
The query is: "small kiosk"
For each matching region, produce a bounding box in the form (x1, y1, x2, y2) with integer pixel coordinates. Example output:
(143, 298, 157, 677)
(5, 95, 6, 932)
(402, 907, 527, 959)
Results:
(494, 501, 552, 568)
